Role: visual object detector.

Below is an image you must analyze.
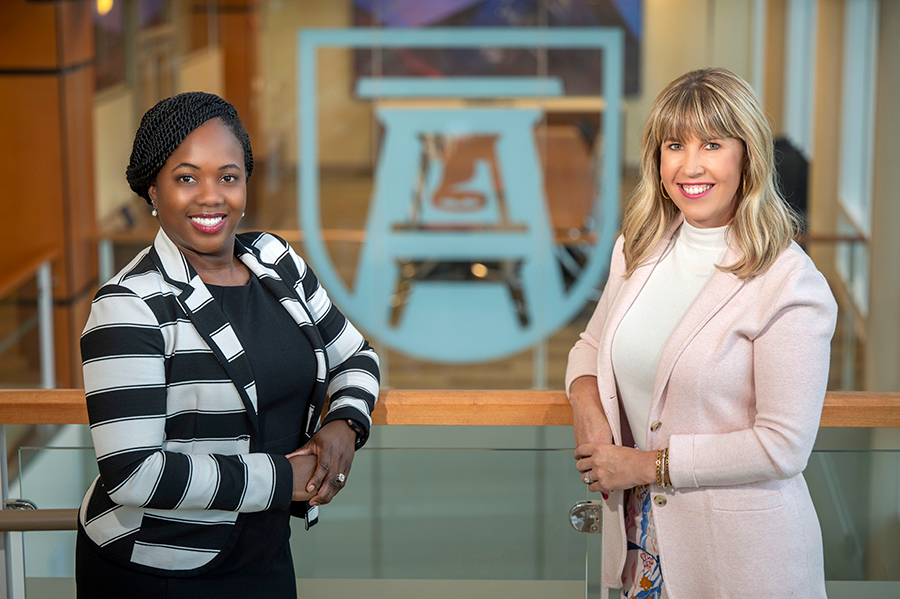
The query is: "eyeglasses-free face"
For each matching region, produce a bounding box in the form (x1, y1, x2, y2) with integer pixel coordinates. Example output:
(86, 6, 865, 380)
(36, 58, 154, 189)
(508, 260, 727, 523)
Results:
(148, 118, 247, 273)
(659, 135, 745, 229)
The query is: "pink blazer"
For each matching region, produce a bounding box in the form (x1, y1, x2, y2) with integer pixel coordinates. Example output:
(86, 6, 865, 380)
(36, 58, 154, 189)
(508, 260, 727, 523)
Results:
(566, 216, 837, 597)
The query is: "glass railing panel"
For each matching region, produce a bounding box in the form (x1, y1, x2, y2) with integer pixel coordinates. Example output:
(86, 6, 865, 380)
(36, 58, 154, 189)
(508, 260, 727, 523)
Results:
(12, 425, 594, 598)
(808, 428, 900, 597)
(13, 425, 95, 599)
(289, 425, 592, 593)
(11, 425, 900, 598)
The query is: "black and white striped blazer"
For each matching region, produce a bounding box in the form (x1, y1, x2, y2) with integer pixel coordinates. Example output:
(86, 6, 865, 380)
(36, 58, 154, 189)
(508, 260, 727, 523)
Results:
(79, 228, 380, 576)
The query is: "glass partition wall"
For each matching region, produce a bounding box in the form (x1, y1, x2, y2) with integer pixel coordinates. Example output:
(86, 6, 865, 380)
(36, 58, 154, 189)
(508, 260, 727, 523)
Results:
(95, 0, 631, 392)
(12, 428, 900, 598)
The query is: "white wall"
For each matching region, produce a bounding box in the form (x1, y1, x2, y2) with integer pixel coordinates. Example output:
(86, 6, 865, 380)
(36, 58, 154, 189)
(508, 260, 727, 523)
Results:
(624, 0, 754, 168)
(92, 85, 135, 225)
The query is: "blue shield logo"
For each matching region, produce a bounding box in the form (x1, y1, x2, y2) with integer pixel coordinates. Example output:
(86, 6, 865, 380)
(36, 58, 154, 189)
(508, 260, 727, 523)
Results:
(297, 28, 623, 363)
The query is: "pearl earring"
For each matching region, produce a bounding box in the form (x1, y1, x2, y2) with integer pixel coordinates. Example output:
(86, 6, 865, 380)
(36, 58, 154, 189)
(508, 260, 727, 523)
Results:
(151, 205, 158, 217)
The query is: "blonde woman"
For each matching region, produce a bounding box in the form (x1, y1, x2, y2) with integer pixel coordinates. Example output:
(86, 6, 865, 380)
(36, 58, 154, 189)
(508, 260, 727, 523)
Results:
(566, 68, 836, 597)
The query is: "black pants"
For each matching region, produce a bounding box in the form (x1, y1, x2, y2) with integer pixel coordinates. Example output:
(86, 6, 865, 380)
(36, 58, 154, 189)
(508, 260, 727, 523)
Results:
(75, 525, 297, 599)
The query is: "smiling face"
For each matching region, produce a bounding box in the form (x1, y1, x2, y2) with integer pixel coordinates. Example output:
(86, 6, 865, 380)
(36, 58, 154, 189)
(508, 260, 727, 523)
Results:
(659, 134, 745, 228)
(148, 118, 246, 268)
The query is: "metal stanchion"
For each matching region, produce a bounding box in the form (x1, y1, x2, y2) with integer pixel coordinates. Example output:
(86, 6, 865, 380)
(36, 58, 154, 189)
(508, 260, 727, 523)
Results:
(37, 262, 55, 390)
(1, 424, 11, 599)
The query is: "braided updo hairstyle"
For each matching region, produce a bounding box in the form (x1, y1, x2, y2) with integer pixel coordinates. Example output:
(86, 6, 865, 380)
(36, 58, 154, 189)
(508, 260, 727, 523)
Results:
(125, 91, 253, 204)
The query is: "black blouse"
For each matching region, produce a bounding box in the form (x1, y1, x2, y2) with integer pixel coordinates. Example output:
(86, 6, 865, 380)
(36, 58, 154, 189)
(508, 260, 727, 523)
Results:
(203, 275, 317, 586)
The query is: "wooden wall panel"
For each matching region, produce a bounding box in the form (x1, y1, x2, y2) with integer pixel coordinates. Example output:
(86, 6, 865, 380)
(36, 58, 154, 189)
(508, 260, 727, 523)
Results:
(0, 76, 65, 278)
(61, 65, 99, 386)
(0, 0, 58, 69)
(58, 0, 94, 68)
(220, 12, 257, 142)
(807, 0, 844, 276)
(764, 0, 786, 134)
(0, 1, 96, 387)
(61, 67, 98, 294)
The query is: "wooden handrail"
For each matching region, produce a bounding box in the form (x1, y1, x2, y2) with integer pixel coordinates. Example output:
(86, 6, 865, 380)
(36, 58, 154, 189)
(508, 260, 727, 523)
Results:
(798, 232, 868, 244)
(0, 247, 57, 299)
(0, 389, 898, 428)
(1, 388, 894, 535)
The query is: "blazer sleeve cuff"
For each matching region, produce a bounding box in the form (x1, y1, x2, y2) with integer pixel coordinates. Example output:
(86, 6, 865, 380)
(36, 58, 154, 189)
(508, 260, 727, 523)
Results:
(667, 433, 699, 488)
(272, 455, 295, 510)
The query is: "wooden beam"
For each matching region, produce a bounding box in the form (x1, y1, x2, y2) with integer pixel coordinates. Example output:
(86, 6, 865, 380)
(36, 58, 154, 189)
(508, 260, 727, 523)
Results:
(0, 389, 88, 425)
(817, 392, 900, 428)
(0, 389, 898, 429)
(374, 390, 572, 426)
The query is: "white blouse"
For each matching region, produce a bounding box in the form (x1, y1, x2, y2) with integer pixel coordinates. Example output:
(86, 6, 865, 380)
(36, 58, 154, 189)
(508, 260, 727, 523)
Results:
(611, 220, 728, 450)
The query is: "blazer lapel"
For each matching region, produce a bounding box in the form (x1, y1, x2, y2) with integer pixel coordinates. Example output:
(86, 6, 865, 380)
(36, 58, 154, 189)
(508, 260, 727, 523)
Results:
(648, 240, 746, 413)
(150, 229, 261, 435)
(597, 217, 683, 444)
(235, 235, 330, 439)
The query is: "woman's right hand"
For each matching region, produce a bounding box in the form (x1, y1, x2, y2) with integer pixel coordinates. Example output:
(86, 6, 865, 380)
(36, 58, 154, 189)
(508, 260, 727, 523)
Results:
(569, 376, 613, 447)
(569, 376, 614, 499)
(288, 454, 318, 501)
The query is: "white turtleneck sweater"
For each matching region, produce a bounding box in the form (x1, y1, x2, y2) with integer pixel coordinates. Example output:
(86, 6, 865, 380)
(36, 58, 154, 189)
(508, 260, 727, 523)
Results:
(611, 221, 728, 451)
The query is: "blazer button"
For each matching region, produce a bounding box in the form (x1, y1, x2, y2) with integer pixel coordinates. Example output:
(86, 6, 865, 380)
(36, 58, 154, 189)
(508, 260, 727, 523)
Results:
(653, 495, 667, 507)
(650, 420, 662, 432)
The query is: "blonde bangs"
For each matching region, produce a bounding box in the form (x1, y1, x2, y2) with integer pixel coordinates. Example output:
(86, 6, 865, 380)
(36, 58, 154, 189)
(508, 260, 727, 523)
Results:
(651, 83, 742, 148)
(622, 68, 797, 280)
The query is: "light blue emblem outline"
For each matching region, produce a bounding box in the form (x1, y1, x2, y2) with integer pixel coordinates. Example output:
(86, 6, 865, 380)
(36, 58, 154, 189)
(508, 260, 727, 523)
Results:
(297, 28, 623, 363)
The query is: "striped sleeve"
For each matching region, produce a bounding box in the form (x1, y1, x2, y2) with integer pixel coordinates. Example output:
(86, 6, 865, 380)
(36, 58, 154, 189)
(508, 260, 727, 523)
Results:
(82, 284, 292, 513)
(286, 246, 380, 448)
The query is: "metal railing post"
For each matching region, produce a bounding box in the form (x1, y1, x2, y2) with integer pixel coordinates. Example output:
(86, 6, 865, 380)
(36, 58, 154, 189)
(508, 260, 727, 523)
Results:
(1, 424, 11, 599)
(98, 238, 114, 288)
(36, 262, 55, 390)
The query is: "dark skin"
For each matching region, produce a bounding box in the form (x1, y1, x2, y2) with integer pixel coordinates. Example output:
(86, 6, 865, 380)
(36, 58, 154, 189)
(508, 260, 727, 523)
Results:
(288, 420, 357, 506)
(288, 455, 317, 502)
(149, 118, 358, 506)
(147, 119, 251, 287)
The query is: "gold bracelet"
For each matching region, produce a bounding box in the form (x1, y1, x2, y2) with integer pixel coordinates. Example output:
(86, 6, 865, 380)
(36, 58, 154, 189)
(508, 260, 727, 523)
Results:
(655, 449, 664, 487)
(663, 447, 672, 487)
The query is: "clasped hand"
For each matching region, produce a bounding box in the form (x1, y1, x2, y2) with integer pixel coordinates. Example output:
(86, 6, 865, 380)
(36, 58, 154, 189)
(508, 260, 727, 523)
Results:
(575, 442, 657, 494)
(286, 420, 357, 506)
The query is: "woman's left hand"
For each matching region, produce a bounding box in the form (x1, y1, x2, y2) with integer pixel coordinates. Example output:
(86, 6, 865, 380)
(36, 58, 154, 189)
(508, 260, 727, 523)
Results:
(575, 443, 657, 494)
(287, 420, 357, 506)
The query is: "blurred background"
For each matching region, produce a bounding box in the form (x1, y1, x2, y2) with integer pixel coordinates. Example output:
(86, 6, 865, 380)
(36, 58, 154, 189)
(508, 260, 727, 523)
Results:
(0, 0, 898, 597)
(2, 0, 896, 394)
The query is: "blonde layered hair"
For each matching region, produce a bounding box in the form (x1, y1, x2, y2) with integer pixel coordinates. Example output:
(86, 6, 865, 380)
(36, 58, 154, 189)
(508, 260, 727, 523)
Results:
(621, 68, 799, 279)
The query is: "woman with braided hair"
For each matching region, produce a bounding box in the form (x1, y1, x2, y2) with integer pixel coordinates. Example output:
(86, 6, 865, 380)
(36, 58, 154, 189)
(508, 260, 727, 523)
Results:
(566, 69, 836, 597)
(76, 92, 380, 597)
